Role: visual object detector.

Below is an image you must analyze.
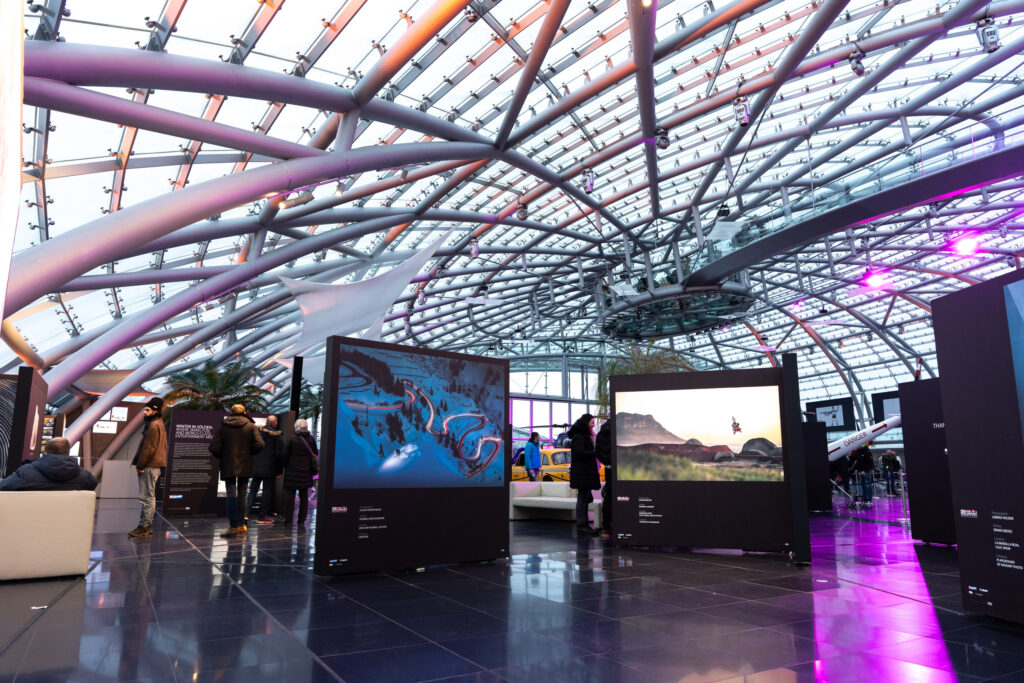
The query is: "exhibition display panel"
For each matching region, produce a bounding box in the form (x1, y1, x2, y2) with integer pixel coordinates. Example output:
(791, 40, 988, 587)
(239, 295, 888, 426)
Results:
(804, 396, 856, 433)
(314, 336, 510, 575)
(934, 269, 1024, 624)
(897, 378, 954, 546)
(610, 358, 810, 560)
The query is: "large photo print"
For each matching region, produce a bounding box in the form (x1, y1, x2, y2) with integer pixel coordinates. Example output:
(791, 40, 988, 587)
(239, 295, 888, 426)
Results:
(334, 344, 505, 488)
(615, 385, 785, 482)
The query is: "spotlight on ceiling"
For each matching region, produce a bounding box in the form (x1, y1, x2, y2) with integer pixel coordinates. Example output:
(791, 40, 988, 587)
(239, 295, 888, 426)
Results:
(582, 167, 595, 194)
(950, 233, 980, 256)
(654, 126, 670, 149)
(976, 17, 1000, 52)
(717, 203, 730, 218)
(471, 239, 480, 258)
(641, 0, 653, 8)
(862, 269, 890, 290)
(516, 204, 528, 221)
(464, 8, 478, 22)
(277, 191, 313, 210)
(848, 50, 866, 76)
(417, 290, 425, 305)
(732, 97, 750, 127)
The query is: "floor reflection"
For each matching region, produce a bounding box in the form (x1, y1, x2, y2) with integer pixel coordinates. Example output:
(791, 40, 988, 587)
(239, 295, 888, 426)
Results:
(1, 495, 1024, 681)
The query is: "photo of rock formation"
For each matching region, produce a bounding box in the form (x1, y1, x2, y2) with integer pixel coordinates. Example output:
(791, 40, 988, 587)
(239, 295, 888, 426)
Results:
(615, 386, 785, 482)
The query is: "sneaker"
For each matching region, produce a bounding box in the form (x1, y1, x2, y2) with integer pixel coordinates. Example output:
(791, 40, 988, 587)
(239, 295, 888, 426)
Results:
(238, 524, 247, 532)
(220, 527, 239, 538)
(128, 525, 152, 538)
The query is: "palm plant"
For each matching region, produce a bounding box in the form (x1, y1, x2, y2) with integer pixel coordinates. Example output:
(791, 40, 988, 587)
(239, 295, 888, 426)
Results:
(299, 381, 324, 435)
(596, 343, 695, 416)
(163, 359, 270, 412)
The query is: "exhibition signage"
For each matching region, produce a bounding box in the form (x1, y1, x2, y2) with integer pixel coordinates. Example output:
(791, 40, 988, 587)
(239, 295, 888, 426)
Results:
(934, 269, 1024, 623)
(314, 336, 510, 575)
(610, 356, 810, 559)
(162, 409, 226, 515)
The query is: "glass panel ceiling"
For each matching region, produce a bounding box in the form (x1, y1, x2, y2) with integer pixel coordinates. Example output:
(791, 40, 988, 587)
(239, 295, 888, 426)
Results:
(10, 0, 1024, 425)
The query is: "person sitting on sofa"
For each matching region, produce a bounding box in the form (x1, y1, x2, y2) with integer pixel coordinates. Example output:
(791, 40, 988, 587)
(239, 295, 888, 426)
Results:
(0, 438, 98, 491)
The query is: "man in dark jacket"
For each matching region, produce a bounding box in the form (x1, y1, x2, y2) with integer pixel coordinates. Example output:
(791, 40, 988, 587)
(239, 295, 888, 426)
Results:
(247, 415, 284, 524)
(0, 437, 98, 491)
(129, 397, 168, 537)
(209, 404, 263, 537)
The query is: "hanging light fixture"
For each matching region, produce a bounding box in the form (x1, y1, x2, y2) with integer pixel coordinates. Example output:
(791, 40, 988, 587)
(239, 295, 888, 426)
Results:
(848, 50, 865, 76)
(976, 17, 1000, 52)
(732, 97, 750, 127)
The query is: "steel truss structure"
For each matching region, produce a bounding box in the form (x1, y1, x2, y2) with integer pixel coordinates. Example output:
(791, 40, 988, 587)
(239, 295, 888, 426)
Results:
(8, 0, 1024, 438)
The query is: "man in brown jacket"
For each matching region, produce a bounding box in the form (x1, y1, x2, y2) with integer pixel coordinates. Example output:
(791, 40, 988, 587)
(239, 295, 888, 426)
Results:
(129, 397, 168, 537)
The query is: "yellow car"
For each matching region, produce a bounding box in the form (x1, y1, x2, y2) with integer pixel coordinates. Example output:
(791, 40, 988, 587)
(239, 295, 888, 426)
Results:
(512, 448, 605, 482)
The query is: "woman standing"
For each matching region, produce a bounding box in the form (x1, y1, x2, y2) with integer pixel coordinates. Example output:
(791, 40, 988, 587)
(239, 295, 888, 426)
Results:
(278, 419, 318, 529)
(568, 413, 600, 536)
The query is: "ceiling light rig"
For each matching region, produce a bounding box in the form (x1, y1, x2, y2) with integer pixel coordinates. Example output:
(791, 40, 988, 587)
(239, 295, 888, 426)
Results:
(516, 202, 528, 221)
(848, 50, 866, 76)
(732, 98, 750, 127)
(582, 167, 596, 194)
(976, 17, 1000, 53)
(655, 127, 670, 149)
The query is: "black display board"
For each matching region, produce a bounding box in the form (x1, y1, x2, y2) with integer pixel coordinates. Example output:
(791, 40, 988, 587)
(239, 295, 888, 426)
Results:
(802, 421, 832, 512)
(898, 378, 954, 545)
(871, 390, 901, 425)
(805, 396, 856, 432)
(934, 268, 1024, 623)
(0, 367, 48, 477)
(314, 336, 510, 575)
(163, 410, 225, 515)
(610, 356, 809, 561)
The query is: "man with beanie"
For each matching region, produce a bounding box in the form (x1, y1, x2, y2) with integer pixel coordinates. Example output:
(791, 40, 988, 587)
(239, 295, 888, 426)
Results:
(210, 404, 263, 537)
(0, 437, 98, 491)
(129, 397, 168, 538)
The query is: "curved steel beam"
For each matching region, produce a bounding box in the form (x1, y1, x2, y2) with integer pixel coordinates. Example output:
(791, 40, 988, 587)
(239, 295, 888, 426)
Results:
(7, 142, 493, 315)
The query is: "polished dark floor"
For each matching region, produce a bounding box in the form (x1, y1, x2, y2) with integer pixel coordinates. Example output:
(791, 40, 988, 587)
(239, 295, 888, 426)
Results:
(2, 492, 1024, 682)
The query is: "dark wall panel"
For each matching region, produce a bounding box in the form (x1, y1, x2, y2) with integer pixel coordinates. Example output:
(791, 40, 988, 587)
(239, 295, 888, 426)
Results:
(898, 379, 954, 545)
(934, 269, 1024, 623)
(802, 421, 831, 512)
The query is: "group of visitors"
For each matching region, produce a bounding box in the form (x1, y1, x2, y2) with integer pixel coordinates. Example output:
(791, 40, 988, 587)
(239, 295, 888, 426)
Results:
(208, 405, 319, 537)
(830, 444, 904, 508)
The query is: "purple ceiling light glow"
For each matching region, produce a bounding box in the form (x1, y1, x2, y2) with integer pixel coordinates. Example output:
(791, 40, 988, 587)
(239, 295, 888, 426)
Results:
(950, 233, 980, 256)
(862, 270, 891, 290)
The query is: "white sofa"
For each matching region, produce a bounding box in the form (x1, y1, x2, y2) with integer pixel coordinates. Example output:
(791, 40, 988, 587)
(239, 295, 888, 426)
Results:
(510, 481, 602, 528)
(0, 490, 96, 580)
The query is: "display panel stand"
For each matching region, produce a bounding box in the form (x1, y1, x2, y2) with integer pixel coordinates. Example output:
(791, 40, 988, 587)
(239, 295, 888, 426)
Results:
(610, 353, 810, 563)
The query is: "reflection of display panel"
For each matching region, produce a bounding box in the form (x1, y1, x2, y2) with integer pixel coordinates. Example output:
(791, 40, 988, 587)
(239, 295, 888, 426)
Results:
(333, 344, 505, 488)
(805, 397, 855, 432)
(610, 364, 809, 559)
(615, 386, 784, 482)
(316, 337, 510, 576)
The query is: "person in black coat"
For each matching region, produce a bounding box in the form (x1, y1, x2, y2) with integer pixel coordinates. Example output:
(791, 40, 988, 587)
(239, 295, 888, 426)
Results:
(278, 419, 318, 528)
(568, 413, 601, 535)
(0, 438, 98, 491)
(247, 415, 284, 523)
(209, 405, 264, 537)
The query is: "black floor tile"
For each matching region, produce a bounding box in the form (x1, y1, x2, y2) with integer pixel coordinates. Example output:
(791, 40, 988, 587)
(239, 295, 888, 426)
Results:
(320, 643, 482, 683)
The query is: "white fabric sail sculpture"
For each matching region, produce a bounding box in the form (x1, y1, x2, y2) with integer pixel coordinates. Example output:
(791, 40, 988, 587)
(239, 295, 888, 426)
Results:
(278, 230, 449, 352)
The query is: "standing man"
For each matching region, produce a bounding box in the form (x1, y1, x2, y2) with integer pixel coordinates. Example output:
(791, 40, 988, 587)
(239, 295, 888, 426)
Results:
(248, 415, 284, 523)
(524, 432, 542, 482)
(209, 404, 263, 538)
(129, 397, 168, 538)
